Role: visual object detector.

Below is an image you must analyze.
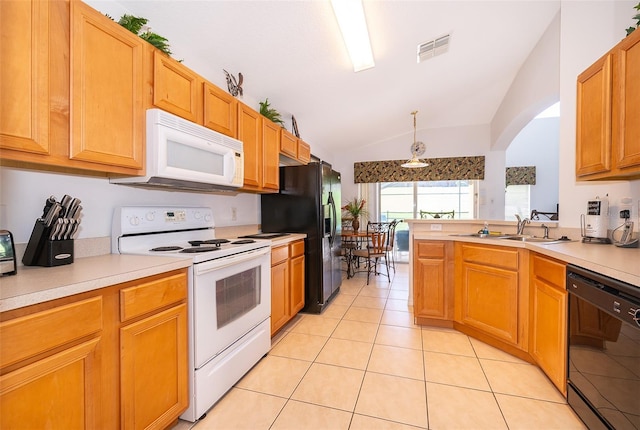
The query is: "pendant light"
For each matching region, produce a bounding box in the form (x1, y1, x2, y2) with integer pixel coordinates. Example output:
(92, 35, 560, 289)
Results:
(401, 111, 428, 168)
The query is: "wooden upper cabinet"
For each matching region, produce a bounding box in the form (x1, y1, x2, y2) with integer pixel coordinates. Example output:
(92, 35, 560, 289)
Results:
(203, 82, 237, 137)
(70, 0, 144, 170)
(0, 0, 50, 156)
(615, 30, 640, 171)
(298, 139, 311, 164)
(153, 51, 200, 122)
(576, 54, 612, 177)
(280, 128, 298, 158)
(262, 119, 280, 190)
(576, 29, 640, 180)
(239, 103, 280, 193)
(238, 102, 263, 189)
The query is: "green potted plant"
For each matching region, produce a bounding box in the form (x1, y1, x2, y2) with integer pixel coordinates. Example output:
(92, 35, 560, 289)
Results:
(259, 98, 285, 127)
(342, 197, 368, 232)
(626, 2, 640, 35)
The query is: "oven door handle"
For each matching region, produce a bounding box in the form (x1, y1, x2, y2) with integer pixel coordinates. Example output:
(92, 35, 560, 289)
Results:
(194, 247, 270, 275)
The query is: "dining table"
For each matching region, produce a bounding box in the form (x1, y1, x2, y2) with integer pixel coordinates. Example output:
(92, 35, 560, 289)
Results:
(340, 231, 371, 278)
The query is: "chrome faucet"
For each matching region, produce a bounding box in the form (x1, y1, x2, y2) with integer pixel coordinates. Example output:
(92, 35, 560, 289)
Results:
(514, 214, 530, 235)
(541, 224, 550, 239)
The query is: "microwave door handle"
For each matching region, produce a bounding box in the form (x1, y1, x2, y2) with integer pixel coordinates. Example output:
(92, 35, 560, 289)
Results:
(194, 247, 269, 275)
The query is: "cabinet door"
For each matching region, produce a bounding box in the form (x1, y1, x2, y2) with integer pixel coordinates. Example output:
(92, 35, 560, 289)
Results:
(262, 119, 280, 190)
(153, 51, 199, 122)
(530, 277, 566, 393)
(1, 338, 101, 429)
(615, 30, 640, 171)
(238, 103, 262, 189)
(576, 53, 613, 177)
(0, 0, 50, 156)
(70, 1, 144, 170)
(203, 82, 237, 137)
(280, 128, 297, 158)
(460, 262, 519, 345)
(290, 254, 305, 315)
(121, 303, 188, 430)
(414, 257, 446, 319)
(271, 260, 289, 335)
(298, 140, 311, 164)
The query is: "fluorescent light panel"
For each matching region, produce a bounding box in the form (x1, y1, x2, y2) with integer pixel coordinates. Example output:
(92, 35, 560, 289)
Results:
(331, 0, 375, 72)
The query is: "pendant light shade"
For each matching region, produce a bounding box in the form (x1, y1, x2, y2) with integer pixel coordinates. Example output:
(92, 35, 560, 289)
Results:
(401, 111, 428, 168)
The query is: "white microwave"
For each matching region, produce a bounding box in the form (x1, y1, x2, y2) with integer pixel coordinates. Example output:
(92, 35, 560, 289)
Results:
(111, 109, 244, 192)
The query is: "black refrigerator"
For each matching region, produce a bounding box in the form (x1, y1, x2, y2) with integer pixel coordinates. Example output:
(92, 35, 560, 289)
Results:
(261, 162, 342, 314)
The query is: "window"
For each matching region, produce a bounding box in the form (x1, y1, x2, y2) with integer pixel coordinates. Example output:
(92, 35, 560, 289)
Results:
(505, 185, 530, 221)
(379, 180, 477, 220)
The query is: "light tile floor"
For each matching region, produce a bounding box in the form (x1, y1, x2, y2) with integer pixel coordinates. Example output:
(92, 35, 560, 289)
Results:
(174, 264, 587, 430)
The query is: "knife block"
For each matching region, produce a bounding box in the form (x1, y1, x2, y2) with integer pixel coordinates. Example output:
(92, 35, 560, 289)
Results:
(22, 220, 74, 267)
(37, 240, 74, 267)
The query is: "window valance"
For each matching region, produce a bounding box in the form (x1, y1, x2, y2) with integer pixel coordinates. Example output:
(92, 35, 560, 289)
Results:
(353, 156, 485, 183)
(505, 166, 536, 186)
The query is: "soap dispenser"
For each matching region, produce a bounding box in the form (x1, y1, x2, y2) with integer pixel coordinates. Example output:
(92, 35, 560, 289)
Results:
(481, 222, 489, 235)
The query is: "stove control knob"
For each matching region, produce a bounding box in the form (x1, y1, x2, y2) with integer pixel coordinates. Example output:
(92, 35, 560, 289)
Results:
(129, 216, 140, 226)
(205, 213, 212, 222)
(194, 211, 202, 220)
(146, 212, 155, 222)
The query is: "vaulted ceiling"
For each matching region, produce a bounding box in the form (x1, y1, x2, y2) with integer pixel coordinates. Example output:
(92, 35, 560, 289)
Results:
(106, 0, 560, 153)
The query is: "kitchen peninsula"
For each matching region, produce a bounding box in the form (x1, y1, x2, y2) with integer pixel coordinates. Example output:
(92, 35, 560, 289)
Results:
(407, 218, 639, 394)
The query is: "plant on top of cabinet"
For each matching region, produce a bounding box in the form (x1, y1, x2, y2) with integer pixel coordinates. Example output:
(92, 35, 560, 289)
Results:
(112, 14, 172, 56)
(259, 98, 285, 127)
(625, 2, 640, 35)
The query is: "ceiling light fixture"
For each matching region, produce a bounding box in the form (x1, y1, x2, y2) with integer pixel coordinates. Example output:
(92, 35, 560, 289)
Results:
(330, 0, 375, 72)
(401, 111, 428, 169)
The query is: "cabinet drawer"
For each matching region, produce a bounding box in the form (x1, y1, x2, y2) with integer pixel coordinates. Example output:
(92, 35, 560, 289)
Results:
(460, 244, 519, 271)
(415, 241, 445, 258)
(0, 296, 102, 368)
(272, 244, 289, 265)
(120, 272, 187, 322)
(290, 240, 305, 258)
(532, 254, 565, 288)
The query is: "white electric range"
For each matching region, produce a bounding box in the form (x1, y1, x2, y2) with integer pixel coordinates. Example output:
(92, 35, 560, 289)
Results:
(112, 206, 271, 422)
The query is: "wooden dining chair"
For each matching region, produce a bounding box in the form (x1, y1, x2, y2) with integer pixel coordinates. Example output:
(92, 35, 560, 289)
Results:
(352, 222, 391, 284)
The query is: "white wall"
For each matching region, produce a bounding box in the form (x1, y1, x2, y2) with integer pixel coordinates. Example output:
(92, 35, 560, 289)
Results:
(506, 116, 560, 215)
(558, 1, 640, 230)
(0, 167, 260, 243)
(492, 12, 560, 151)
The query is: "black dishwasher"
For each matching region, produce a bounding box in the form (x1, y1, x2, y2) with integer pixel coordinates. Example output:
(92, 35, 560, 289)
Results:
(566, 265, 640, 430)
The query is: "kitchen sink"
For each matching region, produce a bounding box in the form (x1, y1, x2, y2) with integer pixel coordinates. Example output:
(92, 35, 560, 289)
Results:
(449, 233, 512, 239)
(501, 235, 565, 244)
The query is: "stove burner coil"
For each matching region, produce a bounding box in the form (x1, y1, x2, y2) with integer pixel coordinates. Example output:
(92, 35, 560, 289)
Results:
(150, 246, 183, 252)
(180, 247, 221, 253)
(231, 239, 256, 244)
(188, 239, 230, 247)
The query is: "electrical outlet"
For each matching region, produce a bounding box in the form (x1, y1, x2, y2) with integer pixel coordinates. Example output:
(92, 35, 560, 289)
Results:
(430, 224, 442, 231)
(231, 207, 237, 221)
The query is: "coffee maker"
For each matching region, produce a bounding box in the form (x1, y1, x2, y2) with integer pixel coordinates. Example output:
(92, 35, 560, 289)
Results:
(580, 196, 610, 244)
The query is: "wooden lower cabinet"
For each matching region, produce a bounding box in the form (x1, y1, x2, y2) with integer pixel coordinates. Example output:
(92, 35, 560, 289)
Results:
(271, 244, 290, 335)
(0, 269, 188, 429)
(454, 243, 529, 355)
(290, 240, 305, 315)
(271, 240, 305, 336)
(413, 240, 453, 325)
(529, 253, 567, 394)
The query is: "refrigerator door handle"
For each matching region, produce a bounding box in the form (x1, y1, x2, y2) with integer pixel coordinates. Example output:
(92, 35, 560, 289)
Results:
(328, 192, 337, 245)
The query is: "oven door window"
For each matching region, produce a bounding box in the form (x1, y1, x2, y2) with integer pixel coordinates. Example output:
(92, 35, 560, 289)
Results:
(193, 250, 270, 369)
(216, 267, 261, 329)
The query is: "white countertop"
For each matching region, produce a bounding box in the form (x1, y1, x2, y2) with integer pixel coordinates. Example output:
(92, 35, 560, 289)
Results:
(0, 234, 308, 313)
(0, 254, 192, 312)
(413, 231, 640, 287)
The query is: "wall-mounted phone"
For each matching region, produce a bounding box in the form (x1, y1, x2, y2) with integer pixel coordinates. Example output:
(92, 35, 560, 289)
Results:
(612, 221, 639, 248)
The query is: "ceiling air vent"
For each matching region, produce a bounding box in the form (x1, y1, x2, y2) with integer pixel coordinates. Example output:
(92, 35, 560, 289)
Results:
(417, 34, 450, 63)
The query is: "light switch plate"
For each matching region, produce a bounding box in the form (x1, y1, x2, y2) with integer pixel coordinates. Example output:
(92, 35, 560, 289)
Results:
(430, 224, 443, 231)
